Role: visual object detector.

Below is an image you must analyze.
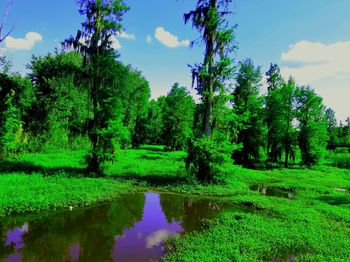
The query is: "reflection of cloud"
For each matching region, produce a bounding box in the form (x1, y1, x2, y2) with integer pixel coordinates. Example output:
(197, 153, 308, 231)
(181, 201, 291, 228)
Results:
(145, 229, 171, 249)
(20, 223, 28, 232)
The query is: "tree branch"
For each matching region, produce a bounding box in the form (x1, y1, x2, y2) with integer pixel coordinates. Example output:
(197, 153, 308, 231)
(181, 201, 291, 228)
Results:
(0, 0, 15, 44)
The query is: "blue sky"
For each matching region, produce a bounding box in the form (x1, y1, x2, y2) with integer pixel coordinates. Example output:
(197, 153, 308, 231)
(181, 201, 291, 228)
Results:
(1, 0, 349, 121)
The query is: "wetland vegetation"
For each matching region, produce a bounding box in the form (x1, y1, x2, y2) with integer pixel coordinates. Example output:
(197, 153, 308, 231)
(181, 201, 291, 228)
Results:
(0, 0, 349, 261)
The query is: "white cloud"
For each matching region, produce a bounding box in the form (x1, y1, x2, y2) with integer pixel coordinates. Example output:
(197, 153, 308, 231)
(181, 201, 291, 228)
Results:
(146, 35, 152, 44)
(155, 27, 189, 48)
(280, 40, 350, 83)
(280, 40, 350, 121)
(118, 31, 135, 40)
(5, 32, 42, 50)
(145, 229, 172, 249)
(111, 36, 122, 50)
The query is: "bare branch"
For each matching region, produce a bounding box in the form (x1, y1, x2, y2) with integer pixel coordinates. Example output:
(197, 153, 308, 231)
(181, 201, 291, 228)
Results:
(0, 0, 15, 44)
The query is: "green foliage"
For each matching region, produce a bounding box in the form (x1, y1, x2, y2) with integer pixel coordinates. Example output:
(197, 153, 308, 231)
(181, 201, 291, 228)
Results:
(139, 97, 167, 145)
(0, 92, 21, 157)
(163, 83, 195, 151)
(26, 51, 88, 151)
(185, 0, 238, 182)
(121, 68, 151, 148)
(0, 73, 34, 157)
(186, 135, 236, 183)
(295, 86, 328, 167)
(64, 0, 129, 175)
(232, 59, 265, 166)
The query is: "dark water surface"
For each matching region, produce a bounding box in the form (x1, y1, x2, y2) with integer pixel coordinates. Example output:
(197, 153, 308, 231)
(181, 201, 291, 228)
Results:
(0, 192, 235, 262)
(250, 185, 295, 199)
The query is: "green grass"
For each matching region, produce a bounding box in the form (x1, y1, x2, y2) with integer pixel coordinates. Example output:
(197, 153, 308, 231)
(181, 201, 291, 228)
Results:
(0, 173, 136, 217)
(0, 147, 350, 261)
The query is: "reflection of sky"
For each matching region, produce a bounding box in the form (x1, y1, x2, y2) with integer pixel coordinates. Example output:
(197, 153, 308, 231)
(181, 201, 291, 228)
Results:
(69, 243, 80, 262)
(5, 223, 28, 262)
(5, 223, 28, 250)
(112, 193, 183, 262)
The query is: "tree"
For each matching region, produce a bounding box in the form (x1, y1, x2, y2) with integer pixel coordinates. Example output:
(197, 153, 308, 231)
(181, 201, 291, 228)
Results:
(120, 67, 150, 148)
(232, 59, 265, 167)
(265, 63, 285, 164)
(0, 73, 34, 158)
(280, 77, 297, 167)
(25, 51, 87, 150)
(63, 0, 129, 175)
(295, 86, 328, 168)
(140, 97, 166, 145)
(184, 0, 237, 182)
(163, 83, 195, 151)
(325, 107, 337, 149)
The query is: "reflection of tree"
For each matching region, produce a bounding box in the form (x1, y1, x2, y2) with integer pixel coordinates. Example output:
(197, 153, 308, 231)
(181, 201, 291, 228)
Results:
(160, 194, 228, 232)
(3, 193, 145, 261)
(0, 222, 15, 260)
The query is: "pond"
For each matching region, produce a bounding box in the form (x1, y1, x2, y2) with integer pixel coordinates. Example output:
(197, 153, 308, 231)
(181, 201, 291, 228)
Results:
(250, 185, 295, 199)
(0, 192, 238, 262)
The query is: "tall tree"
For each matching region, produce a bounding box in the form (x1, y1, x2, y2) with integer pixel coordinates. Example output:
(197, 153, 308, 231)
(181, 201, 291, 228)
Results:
(163, 83, 195, 151)
(295, 86, 328, 168)
(232, 59, 265, 167)
(280, 77, 297, 167)
(184, 0, 237, 181)
(265, 63, 285, 163)
(63, 0, 129, 175)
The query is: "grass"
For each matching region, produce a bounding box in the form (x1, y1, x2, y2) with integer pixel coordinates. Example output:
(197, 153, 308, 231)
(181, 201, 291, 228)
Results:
(0, 174, 135, 217)
(0, 146, 349, 261)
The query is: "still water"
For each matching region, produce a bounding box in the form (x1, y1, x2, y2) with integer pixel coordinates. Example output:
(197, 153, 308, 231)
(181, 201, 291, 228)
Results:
(0, 192, 234, 262)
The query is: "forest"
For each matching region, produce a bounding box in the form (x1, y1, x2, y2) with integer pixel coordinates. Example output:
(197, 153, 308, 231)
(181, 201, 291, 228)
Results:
(0, 0, 349, 261)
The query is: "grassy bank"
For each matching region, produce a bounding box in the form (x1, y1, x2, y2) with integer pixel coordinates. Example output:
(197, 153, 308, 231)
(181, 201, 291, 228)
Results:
(1, 146, 349, 260)
(0, 174, 135, 217)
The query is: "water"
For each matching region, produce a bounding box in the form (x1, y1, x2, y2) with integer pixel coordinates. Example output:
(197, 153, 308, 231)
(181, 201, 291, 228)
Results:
(0, 192, 235, 262)
(250, 185, 295, 199)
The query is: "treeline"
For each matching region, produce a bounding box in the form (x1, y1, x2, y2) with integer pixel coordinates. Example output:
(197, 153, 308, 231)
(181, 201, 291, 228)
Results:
(0, 51, 150, 156)
(1, 0, 349, 180)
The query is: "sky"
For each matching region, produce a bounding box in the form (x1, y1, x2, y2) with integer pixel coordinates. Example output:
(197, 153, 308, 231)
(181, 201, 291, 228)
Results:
(1, 0, 349, 122)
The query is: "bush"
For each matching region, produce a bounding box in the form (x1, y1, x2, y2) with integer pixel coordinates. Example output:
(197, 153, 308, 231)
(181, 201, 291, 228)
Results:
(186, 135, 236, 183)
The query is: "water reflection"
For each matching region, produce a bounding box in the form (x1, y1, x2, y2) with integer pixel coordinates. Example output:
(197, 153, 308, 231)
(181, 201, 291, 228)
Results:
(250, 185, 295, 199)
(0, 192, 233, 262)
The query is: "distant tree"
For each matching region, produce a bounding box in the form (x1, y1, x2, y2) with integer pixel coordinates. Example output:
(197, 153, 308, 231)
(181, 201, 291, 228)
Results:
(141, 97, 166, 145)
(63, 0, 129, 175)
(184, 0, 238, 182)
(121, 68, 150, 148)
(295, 86, 328, 168)
(163, 83, 195, 151)
(232, 59, 265, 166)
(325, 107, 337, 148)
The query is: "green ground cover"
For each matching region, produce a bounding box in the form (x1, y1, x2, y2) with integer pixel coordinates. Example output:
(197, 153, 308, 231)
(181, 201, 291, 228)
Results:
(0, 146, 349, 261)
